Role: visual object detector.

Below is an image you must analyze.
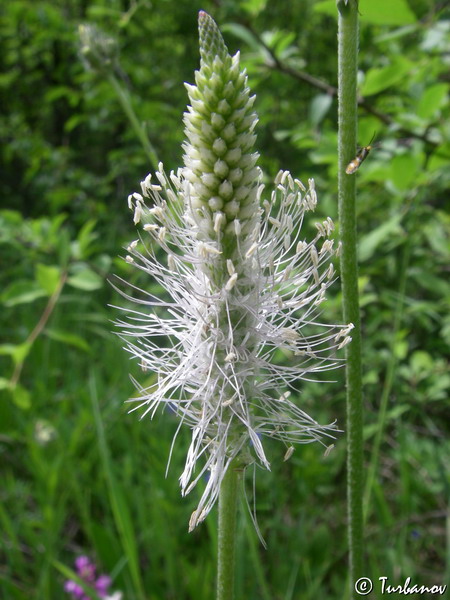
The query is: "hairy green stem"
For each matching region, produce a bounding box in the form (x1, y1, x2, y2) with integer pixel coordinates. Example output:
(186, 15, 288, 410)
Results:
(108, 73, 159, 170)
(217, 463, 240, 600)
(337, 0, 364, 593)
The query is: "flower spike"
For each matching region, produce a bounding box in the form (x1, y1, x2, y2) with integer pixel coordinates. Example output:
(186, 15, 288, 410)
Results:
(116, 12, 351, 530)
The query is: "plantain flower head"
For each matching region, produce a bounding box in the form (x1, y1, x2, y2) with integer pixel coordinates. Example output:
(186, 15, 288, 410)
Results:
(117, 11, 352, 530)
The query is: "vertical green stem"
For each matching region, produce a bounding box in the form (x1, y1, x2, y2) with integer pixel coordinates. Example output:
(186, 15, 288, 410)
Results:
(216, 463, 240, 600)
(107, 73, 159, 170)
(337, 0, 364, 593)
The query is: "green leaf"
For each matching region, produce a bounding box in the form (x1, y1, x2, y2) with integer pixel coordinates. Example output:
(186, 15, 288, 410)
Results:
(410, 351, 433, 375)
(309, 94, 333, 127)
(411, 270, 450, 298)
(387, 405, 410, 420)
(393, 340, 408, 360)
(1, 281, 47, 307)
(313, 0, 336, 18)
(423, 212, 450, 257)
(359, 0, 416, 25)
(0, 377, 11, 391)
(221, 23, 261, 52)
(35, 263, 61, 295)
(428, 142, 450, 171)
(360, 58, 412, 96)
(72, 219, 98, 260)
(11, 384, 31, 410)
(240, 0, 268, 17)
(389, 154, 419, 190)
(0, 209, 23, 226)
(416, 83, 449, 120)
(45, 328, 91, 353)
(67, 267, 103, 291)
(0, 342, 32, 365)
(359, 214, 403, 262)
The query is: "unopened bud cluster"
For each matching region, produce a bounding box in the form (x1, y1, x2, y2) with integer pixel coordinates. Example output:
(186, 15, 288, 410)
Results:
(118, 11, 352, 529)
(183, 11, 260, 253)
(78, 24, 118, 74)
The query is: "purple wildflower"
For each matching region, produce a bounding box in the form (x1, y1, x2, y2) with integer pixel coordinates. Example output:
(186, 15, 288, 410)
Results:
(64, 556, 120, 600)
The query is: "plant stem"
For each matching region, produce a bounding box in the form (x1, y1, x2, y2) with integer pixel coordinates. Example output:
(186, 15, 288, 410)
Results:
(337, 0, 364, 594)
(11, 271, 67, 387)
(108, 73, 159, 170)
(217, 462, 240, 600)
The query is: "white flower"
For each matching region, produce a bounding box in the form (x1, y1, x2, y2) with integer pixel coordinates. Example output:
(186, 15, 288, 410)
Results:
(116, 11, 351, 530)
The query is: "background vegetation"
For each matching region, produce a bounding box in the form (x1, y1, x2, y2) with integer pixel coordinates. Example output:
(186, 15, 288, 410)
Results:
(1, 0, 449, 598)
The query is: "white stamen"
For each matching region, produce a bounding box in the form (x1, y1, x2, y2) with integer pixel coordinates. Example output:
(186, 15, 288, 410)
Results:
(324, 444, 335, 457)
(245, 242, 258, 259)
(338, 336, 352, 349)
(225, 273, 238, 291)
(214, 212, 225, 233)
(281, 328, 299, 341)
(143, 223, 159, 232)
(284, 446, 295, 461)
(133, 202, 143, 224)
(296, 241, 307, 254)
(269, 217, 282, 228)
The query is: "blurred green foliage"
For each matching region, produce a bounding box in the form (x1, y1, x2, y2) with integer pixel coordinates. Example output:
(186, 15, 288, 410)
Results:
(0, 0, 449, 599)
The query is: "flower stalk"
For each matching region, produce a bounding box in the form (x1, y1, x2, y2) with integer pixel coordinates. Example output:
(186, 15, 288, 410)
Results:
(217, 461, 240, 600)
(337, 0, 364, 592)
(78, 24, 159, 170)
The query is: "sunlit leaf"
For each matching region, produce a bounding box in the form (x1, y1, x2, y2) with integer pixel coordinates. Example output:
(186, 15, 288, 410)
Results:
(313, 1, 336, 18)
(35, 263, 61, 295)
(414, 349, 434, 368)
(0, 377, 11, 391)
(221, 23, 261, 52)
(360, 58, 412, 96)
(67, 267, 103, 291)
(0, 342, 32, 365)
(11, 384, 31, 410)
(416, 83, 449, 120)
(359, 0, 416, 25)
(387, 154, 419, 190)
(71, 219, 99, 260)
(240, 0, 267, 17)
(45, 328, 91, 353)
(1, 281, 47, 307)
(309, 94, 333, 127)
(359, 214, 403, 262)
